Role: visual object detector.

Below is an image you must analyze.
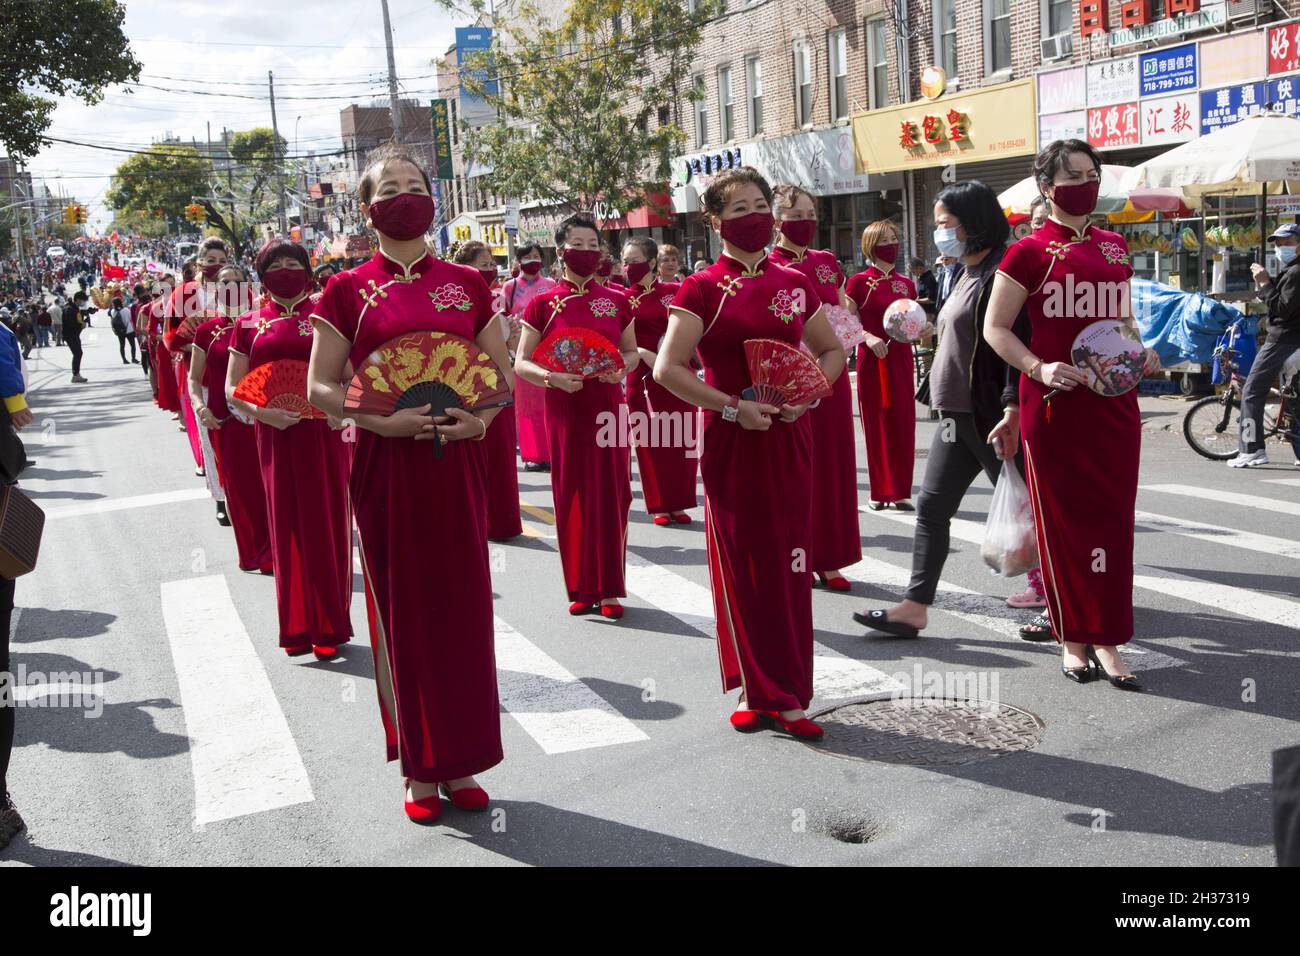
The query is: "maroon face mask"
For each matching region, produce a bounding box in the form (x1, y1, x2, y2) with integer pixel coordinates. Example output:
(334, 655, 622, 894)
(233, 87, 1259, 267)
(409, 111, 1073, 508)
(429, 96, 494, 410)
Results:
(779, 219, 817, 247)
(477, 267, 497, 287)
(873, 243, 900, 265)
(261, 268, 309, 300)
(597, 259, 613, 278)
(368, 192, 435, 241)
(519, 260, 544, 276)
(1050, 179, 1100, 217)
(201, 262, 223, 280)
(720, 211, 775, 253)
(624, 261, 652, 285)
(562, 248, 602, 278)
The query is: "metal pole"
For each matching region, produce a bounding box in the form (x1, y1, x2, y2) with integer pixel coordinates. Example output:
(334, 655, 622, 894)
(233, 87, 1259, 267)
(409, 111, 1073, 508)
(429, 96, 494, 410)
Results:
(381, 0, 403, 144)
(268, 70, 288, 234)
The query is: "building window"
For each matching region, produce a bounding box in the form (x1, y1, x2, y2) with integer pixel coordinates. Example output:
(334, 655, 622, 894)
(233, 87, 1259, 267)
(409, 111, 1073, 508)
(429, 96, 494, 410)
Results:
(934, 0, 957, 80)
(693, 74, 708, 146)
(658, 104, 670, 128)
(794, 41, 812, 127)
(1044, 0, 1071, 38)
(986, 0, 1011, 75)
(867, 20, 889, 110)
(829, 29, 848, 122)
(718, 65, 734, 141)
(746, 55, 763, 135)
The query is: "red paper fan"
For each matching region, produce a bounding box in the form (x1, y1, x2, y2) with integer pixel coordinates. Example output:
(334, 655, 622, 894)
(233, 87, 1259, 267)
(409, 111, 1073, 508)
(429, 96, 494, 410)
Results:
(532, 328, 624, 379)
(233, 359, 325, 419)
(344, 331, 512, 417)
(742, 338, 833, 407)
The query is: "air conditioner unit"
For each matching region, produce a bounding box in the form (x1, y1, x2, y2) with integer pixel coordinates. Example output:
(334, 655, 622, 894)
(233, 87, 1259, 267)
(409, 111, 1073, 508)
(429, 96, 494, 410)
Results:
(1040, 33, 1073, 61)
(1226, 0, 1258, 20)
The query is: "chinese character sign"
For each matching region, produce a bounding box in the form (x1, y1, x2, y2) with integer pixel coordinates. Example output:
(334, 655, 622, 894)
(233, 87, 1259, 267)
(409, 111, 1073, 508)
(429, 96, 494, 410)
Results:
(1199, 83, 1266, 134)
(1140, 93, 1199, 146)
(1086, 57, 1139, 108)
(1087, 102, 1140, 149)
(430, 100, 454, 181)
(1270, 23, 1300, 76)
(1268, 75, 1300, 118)
(1139, 43, 1197, 97)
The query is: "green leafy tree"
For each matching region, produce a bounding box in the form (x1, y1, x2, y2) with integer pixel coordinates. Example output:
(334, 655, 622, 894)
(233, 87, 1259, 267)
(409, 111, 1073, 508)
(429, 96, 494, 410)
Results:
(105, 143, 209, 229)
(0, 0, 142, 158)
(462, 0, 718, 217)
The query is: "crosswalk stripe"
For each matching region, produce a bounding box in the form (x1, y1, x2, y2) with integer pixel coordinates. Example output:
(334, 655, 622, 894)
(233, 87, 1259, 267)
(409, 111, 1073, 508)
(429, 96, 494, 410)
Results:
(1132, 510, 1300, 560)
(45, 487, 210, 520)
(1140, 483, 1300, 517)
(493, 614, 649, 754)
(160, 575, 314, 827)
(1262, 478, 1300, 487)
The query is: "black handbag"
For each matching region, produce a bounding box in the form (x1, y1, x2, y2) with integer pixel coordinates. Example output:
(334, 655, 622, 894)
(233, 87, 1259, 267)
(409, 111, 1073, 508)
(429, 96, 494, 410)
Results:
(915, 369, 931, 407)
(0, 403, 27, 484)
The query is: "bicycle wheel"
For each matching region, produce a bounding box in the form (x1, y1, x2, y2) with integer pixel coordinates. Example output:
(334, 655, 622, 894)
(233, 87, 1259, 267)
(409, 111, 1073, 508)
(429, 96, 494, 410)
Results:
(1183, 393, 1242, 460)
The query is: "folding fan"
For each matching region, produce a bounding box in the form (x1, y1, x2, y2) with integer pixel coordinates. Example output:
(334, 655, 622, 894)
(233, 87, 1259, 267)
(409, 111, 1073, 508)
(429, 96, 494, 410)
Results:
(824, 304, 866, 352)
(344, 331, 513, 459)
(233, 359, 325, 420)
(532, 328, 624, 379)
(740, 338, 833, 408)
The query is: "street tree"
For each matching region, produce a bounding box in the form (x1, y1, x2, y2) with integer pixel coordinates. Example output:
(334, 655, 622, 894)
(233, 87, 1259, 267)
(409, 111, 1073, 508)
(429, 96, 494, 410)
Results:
(0, 0, 142, 158)
(460, 0, 719, 218)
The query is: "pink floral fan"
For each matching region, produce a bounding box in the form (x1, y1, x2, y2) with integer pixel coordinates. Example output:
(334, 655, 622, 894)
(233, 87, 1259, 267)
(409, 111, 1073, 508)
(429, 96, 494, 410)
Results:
(883, 298, 929, 343)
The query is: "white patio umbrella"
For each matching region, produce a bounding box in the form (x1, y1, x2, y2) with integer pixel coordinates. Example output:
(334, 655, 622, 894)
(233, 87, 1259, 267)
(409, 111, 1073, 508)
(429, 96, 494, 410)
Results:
(998, 165, 1137, 215)
(1133, 113, 1300, 196)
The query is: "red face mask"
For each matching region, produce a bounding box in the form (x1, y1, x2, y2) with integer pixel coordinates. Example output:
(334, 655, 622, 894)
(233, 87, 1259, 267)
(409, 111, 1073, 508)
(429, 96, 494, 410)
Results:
(597, 259, 612, 278)
(779, 219, 817, 247)
(720, 211, 775, 253)
(624, 261, 652, 285)
(477, 267, 497, 287)
(873, 243, 900, 265)
(1050, 179, 1100, 217)
(201, 262, 223, 280)
(368, 192, 435, 241)
(562, 248, 602, 278)
(519, 260, 543, 276)
(261, 267, 309, 300)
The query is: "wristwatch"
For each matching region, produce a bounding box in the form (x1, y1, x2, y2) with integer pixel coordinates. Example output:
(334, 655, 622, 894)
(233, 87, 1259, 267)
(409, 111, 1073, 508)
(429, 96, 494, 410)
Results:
(722, 394, 740, 423)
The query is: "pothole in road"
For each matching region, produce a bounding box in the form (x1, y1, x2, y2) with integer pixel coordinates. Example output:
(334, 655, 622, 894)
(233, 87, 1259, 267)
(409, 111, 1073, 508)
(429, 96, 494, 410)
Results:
(812, 810, 886, 845)
(809, 696, 1046, 767)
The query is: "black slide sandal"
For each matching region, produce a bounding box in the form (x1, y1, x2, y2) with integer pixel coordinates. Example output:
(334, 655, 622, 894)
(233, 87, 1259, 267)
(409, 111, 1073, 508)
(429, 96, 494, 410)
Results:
(852, 608, 920, 639)
(1019, 612, 1055, 643)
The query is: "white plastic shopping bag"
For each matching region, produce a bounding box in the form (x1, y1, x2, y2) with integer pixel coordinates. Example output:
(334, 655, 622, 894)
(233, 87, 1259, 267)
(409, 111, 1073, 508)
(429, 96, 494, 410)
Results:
(981, 460, 1039, 577)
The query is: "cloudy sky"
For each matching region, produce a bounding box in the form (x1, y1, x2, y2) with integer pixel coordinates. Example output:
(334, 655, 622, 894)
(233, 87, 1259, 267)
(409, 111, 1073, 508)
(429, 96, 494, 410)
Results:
(28, 0, 465, 230)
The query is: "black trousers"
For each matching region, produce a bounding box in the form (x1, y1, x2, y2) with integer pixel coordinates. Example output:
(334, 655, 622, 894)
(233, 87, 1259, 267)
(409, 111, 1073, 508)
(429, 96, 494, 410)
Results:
(905, 410, 1024, 606)
(1240, 340, 1300, 453)
(66, 330, 83, 376)
(115, 330, 137, 362)
(0, 575, 15, 796)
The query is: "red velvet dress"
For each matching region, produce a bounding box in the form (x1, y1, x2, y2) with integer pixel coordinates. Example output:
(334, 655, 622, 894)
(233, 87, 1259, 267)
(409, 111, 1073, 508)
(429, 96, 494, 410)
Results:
(231, 296, 352, 650)
(671, 253, 823, 711)
(163, 281, 206, 469)
(625, 278, 699, 515)
(194, 315, 273, 572)
(846, 266, 916, 504)
(313, 252, 502, 783)
(769, 245, 861, 570)
(475, 298, 522, 540)
(998, 219, 1139, 646)
(502, 274, 557, 464)
(521, 278, 633, 604)
(152, 298, 180, 413)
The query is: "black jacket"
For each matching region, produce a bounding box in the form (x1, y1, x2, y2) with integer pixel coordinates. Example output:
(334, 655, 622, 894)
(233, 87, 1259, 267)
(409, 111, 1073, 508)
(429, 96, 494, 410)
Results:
(1260, 259, 1300, 345)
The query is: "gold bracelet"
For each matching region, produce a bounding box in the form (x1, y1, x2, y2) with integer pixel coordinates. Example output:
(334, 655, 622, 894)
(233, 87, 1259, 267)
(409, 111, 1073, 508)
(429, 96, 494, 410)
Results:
(472, 416, 488, 441)
(1027, 359, 1043, 382)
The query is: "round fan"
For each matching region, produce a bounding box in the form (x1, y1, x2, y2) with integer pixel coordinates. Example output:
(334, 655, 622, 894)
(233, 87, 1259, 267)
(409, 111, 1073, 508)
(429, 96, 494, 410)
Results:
(533, 328, 624, 379)
(1070, 320, 1146, 397)
(740, 338, 832, 407)
(233, 359, 325, 420)
(883, 298, 928, 343)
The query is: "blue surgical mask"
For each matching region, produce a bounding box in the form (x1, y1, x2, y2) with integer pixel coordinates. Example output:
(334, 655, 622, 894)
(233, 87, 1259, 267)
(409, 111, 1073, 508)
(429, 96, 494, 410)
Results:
(1278, 244, 1297, 267)
(934, 226, 966, 259)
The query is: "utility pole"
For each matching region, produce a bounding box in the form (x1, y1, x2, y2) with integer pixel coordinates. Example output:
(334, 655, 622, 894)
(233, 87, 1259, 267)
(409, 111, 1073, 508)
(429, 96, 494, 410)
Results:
(268, 70, 288, 235)
(381, 0, 403, 144)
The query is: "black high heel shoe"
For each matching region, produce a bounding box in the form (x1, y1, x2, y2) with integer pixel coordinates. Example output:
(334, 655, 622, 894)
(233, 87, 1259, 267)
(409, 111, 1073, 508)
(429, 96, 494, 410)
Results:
(1086, 645, 1141, 692)
(1060, 658, 1096, 683)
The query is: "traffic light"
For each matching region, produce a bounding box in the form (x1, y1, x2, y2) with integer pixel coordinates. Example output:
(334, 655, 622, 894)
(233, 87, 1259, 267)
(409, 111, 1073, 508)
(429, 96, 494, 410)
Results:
(62, 205, 76, 226)
(76, 207, 88, 225)
(183, 203, 206, 223)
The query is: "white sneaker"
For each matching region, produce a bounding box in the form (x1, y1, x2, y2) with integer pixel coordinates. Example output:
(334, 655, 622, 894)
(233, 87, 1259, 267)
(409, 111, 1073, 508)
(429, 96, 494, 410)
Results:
(1227, 450, 1270, 468)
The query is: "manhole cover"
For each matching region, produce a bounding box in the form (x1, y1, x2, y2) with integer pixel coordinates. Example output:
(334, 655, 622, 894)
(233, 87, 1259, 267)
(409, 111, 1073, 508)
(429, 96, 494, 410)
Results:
(809, 696, 1045, 766)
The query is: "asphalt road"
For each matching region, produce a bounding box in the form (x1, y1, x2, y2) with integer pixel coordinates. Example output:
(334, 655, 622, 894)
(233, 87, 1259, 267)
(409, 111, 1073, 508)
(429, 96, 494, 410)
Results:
(2, 313, 1297, 867)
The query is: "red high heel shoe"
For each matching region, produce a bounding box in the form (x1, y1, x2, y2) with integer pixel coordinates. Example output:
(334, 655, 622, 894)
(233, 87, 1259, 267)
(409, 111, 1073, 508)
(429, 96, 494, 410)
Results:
(672, 512, 692, 524)
(312, 645, 340, 661)
(729, 709, 764, 732)
(569, 601, 596, 615)
(439, 783, 490, 811)
(653, 514, 672, 526)
(775, 714, 824, 740)
(283, 644, 311, 657)
(816, 572, 852, 592)
(259, 562, 274, 576)
(600, 603, 623, 620)
(404, 785, 442, 824)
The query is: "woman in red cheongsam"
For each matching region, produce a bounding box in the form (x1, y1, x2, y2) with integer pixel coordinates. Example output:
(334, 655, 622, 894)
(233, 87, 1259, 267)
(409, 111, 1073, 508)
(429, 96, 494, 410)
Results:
(309, 144, 509, 823)
(621, 236, 697, 525)
(515, 213, 639, 619)
(985, 139, 1160, 691)
(769, 184, 861, 589)
(847, 220, 918, 511)
(655, 167, 845, 740)
(227, 239, 353, 662)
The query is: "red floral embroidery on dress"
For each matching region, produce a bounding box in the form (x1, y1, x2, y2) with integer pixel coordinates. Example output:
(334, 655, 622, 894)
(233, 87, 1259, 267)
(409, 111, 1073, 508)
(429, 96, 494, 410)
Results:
(815, 264, 838, 285)
(297, 318, 313, 336)
(768, 290, 803, 324)
(589, 297, 618, 319)
(890, 279, 910, 295)
(660, 293, 675, 308)
(1097, 240, 1130, 266)
(428, 283, 473, 312)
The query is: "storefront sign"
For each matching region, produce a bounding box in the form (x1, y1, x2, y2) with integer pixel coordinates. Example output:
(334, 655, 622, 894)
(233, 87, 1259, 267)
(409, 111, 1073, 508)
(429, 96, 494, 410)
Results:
(1087, 102, 1140, 148)
(851, 79, 1036, 174)
(1038, 66, 1086, 114)
(446, 214, 478, 244)
(1270, 22, 1300, 76)
(1267, 74, 1300, 116)
(455, 27, 498, 127)
(673, 146, 744, 187)
(1200, 30, 1267, 88)
(1199, 82, 1266, 133)
(748, 126, 882, 196)
(430, 99, 454, 181)
(1099, 2, 1227, 50)
(1086, 57, 1139, 108)
(1140, 93, 1199, 145)
(1039, 110, 1087, 145)
(1139, 43, 1197, 97)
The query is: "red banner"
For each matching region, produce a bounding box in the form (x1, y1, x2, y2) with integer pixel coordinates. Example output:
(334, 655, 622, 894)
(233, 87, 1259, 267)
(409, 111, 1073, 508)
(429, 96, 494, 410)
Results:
(102, 265, 127, 280)
(1269, 22, 1300, 76)
(1087, 102, 1140, 149)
